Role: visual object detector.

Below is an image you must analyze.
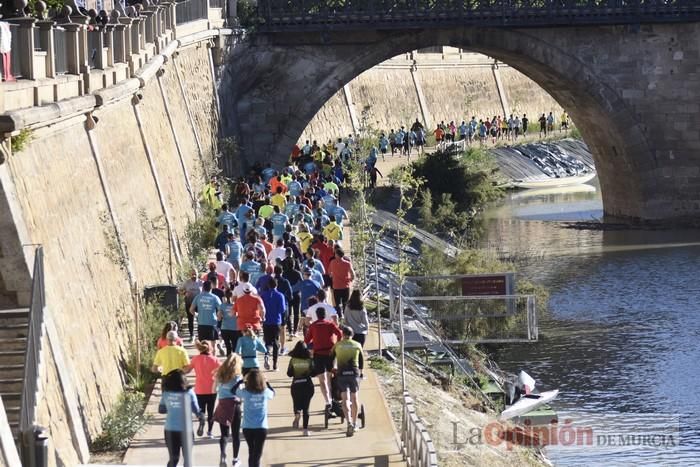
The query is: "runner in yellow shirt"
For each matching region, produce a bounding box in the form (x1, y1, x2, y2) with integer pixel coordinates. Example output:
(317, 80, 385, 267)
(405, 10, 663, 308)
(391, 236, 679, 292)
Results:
(323, 216, 343, 242)
(152, 331, 191, 375)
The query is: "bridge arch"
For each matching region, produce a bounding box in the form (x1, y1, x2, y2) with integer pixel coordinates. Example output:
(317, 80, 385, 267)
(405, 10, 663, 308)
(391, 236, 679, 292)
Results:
(221, 23, 700, 224)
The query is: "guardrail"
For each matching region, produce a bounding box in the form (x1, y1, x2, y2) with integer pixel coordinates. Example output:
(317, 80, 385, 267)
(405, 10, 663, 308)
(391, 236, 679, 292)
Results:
(176, 0, 209, 26)
(255, 0, 700, 31)
(401, 392, 438, 467)
(19, 246, 46, 463)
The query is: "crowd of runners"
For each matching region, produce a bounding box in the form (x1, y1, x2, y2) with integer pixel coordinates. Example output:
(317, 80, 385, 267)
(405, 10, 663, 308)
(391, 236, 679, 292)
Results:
(428, 111, 570, 147)
(151, 146, 371, 467)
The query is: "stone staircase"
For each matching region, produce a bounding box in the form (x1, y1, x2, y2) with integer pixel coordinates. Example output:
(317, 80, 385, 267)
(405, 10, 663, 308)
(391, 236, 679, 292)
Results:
(0, 275, 29, 441)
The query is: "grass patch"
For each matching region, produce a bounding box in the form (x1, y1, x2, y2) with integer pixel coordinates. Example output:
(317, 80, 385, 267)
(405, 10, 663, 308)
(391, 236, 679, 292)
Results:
(369, 356, 392, 374)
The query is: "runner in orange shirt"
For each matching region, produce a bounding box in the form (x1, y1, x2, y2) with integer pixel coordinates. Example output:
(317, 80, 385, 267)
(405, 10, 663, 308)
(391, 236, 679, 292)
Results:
(234, 285, 266, 332)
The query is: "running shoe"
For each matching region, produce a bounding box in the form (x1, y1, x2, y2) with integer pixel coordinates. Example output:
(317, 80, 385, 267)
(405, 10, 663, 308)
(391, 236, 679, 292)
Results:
(219, 454, 226, 467)
(346, 423, 355, 437)
(264, 355, 270, 370)
(232, 459, 241, 467)
(303, 429, 310, 437)
(196, 421, 204, 437)
(325, 404, 337, 419)
(292, 414, 300, 429)
(207, 431, 215, 439)
(280, 347, 287, 356)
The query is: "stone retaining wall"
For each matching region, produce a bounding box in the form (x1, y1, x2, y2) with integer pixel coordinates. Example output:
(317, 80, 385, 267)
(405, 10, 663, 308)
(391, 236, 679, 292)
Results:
(1, 42, 220, 466)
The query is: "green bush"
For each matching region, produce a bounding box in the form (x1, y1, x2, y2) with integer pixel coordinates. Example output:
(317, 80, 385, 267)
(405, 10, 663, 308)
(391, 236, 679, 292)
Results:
(92, 392, 150, 451)
(125, 300, 180, 392)
(237, 0, 258, 28)
(183, 207, 218, 273)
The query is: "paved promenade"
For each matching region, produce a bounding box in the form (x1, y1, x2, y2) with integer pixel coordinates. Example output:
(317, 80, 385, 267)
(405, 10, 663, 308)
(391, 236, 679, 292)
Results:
(122, 328, 403, 466)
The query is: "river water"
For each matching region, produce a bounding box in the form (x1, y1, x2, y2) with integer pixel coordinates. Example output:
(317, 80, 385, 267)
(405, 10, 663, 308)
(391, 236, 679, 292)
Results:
(481, 182, 700, 466)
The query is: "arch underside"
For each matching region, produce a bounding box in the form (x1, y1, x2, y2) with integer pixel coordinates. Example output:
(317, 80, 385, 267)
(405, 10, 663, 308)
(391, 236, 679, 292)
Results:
(223, 24, 700, 223)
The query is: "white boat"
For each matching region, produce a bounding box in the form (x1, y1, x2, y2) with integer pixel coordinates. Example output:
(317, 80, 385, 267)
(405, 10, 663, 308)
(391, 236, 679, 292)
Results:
(513, 172, 596, 189)
(499, 390, 560, 421)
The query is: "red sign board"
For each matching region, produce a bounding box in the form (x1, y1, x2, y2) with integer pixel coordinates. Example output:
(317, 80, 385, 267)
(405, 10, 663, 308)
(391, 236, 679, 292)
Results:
(461, 274, 510, 296)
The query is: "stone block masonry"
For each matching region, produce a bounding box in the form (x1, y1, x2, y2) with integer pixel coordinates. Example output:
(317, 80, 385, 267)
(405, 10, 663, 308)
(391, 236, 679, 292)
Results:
(0, 40, 222, 466)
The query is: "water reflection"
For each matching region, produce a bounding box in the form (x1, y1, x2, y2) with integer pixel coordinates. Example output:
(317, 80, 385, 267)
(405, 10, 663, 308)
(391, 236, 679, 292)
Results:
(481, 182, 700, 465)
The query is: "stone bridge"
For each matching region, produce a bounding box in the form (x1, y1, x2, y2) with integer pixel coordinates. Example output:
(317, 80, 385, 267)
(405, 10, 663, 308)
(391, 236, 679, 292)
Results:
(221, 1, 700, 225)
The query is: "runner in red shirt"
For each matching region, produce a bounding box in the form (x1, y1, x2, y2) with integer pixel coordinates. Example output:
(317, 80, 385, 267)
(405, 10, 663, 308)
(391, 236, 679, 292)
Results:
(312, 236, 334, 272)
(304, 306, 342, 414)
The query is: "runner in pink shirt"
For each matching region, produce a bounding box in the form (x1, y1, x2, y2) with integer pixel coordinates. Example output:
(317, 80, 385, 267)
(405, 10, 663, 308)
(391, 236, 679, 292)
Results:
(190, 341, 221, 438)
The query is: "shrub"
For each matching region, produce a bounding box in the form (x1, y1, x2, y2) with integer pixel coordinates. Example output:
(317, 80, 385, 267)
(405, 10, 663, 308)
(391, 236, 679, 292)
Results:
(92, 392, 150, 451)
(11, 129, 33, 153)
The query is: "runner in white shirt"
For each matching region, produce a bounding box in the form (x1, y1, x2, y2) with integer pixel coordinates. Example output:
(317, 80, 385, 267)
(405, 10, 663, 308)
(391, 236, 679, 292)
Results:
(268, 239, 287, 265)
(215, 252, 236, 284)
(305, 290, 337, 324)
(232, 271, 259, 299)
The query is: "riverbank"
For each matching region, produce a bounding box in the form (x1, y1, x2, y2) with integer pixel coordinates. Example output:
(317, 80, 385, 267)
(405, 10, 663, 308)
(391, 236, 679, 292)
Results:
(352, 154, 550, 465)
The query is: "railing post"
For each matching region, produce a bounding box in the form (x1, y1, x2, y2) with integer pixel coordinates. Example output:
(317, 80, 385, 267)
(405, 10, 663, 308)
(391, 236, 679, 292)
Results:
(129, 14, 142, 54)
(60, 22, 81, 75)
(117, 14, 133, 69)
(8, 17, 37, 79)
(103, 23, 114, 68)
(36, 20, 56, 78)
(141, 6, 156, 45)
(69, 7, 90, 75)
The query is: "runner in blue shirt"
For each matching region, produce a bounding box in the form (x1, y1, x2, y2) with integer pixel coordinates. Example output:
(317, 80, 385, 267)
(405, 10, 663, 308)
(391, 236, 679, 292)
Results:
(287, 178, 302, 197)
(225, 234, 243, 268)
(270, 207, 289, 241)
(292, 269, 321, 315)
(159, 370, 204, 467)
(218, 290, 239, 356)
(260, 278, 287, 370)
(261, 165, 276, 184)
(235, 200, 253, 226)
(234, 370, 275, 467)
(235, 327, 268, 374)
(217, 204, 237, 230)
(190, 281, 222, 346)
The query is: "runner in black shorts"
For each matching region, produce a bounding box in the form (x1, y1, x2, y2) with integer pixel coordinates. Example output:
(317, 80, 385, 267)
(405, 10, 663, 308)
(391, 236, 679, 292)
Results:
(198, 324, 217, 342)
(331, 326, 364, 437)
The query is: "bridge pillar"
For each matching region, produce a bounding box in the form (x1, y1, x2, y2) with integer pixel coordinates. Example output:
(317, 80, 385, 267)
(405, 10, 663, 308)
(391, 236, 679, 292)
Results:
(221, 23, 700, 225)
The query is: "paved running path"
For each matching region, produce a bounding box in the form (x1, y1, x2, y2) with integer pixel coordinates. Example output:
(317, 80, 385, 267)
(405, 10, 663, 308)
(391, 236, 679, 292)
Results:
(122, 327, 404, 467)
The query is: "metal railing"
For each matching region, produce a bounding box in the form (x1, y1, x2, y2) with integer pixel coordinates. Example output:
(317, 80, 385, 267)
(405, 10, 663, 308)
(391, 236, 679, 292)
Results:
(176, 0, 209, 25)
(87, 27, 104, 69)
(19, 246, 46, 458)
(209, 0, 226, 10)
(53, 27, 69, 74)
(255, 0, 700, 31)
(401, 392, 438, 467)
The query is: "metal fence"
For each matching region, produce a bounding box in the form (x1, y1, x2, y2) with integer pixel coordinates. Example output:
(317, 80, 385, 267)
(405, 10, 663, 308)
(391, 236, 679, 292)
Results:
(19, 246, 46, 461)
(408, 294, 538, 343)
(401, 393, 438, 467)
(256, 0, 700, 31)
(53, 27, 69, 74)
(87, 28, 103, 69)
(32, 28, 42, 52)
(176, 0, 208, 25)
